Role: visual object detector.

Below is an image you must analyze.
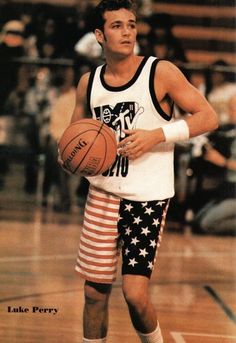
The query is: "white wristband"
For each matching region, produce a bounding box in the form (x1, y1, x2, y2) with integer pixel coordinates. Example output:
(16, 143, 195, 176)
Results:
(162, 119, 189, 143)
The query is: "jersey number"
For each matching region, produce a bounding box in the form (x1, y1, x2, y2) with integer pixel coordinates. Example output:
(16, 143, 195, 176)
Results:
(102, 155, 129, 177)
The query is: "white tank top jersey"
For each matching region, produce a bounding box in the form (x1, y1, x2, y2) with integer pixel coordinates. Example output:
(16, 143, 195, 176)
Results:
(86, 56, 175, 201)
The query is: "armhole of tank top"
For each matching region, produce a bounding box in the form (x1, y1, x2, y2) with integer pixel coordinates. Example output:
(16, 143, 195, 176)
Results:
(149, 59, 173, 122)
(86, 67, 96, 117)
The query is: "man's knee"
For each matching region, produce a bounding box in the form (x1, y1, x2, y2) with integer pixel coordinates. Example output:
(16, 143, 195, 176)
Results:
(122, 278, 149, 312)
(84, 281, 112, 304)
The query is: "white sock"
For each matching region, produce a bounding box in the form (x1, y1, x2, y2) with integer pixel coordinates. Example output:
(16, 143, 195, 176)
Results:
(136, 322, 163, 343)
(82, 338, 106, 343)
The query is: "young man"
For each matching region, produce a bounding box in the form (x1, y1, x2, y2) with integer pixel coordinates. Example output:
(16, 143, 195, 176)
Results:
(66, 1, 218, 342)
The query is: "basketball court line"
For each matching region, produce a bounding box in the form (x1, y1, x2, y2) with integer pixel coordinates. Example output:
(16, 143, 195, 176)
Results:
(0, 254, 76, 263)
(204, 285, 236, 324)
(170, 332, 236, 342)
(0, 288, 81, 304)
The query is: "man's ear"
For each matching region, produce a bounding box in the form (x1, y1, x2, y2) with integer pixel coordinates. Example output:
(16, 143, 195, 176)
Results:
(95, 29, 104, 45)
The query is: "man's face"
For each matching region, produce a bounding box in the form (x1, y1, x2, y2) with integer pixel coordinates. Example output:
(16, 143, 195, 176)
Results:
(95, 8, 137, 57)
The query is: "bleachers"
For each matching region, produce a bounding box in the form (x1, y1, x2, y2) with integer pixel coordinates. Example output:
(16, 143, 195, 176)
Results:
(2, 1, 235, 65)
(152, 0, 236, 64)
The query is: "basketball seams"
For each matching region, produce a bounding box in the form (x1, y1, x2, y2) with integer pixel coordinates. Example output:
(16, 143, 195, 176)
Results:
(60, 129, 99, 158)
(74, 125, 116, 176)
(95, 132, 109, 175)
(73, 128, 102, 175)
(81, 119, 117, 145)
(83, 133, 107, 176)
(99, 123, 116, 145)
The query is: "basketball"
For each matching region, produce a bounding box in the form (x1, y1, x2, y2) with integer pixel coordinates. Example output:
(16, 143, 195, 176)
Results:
(58, 118, 117, 176)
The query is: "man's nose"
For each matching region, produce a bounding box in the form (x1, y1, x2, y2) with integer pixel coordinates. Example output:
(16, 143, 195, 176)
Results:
(122, 26, 131, 35)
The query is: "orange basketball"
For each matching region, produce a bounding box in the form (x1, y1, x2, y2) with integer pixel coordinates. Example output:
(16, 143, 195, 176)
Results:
(58, 118, 117, 176)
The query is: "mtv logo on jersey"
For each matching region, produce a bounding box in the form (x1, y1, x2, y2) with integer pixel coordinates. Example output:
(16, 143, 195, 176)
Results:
(94, 101, 144, 139)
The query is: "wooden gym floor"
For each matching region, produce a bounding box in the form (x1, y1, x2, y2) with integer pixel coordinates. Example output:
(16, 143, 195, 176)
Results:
(0, 163, 236, 343)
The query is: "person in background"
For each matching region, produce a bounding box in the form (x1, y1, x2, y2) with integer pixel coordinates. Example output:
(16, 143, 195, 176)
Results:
(207, 60, 236, 124)
(0, 20, 25, 112)
(43, 66, 76, 212)
(22, 67, 58, 194)
(36, 18, 59, 59)
(193, 93, 236, 234)
(3, 64, 40, 194)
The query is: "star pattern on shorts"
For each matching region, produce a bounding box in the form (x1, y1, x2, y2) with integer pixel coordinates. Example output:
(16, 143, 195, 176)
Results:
(139, 248, 149, 257)
(131, 236, 140, 245)
(118, 198, 168, 276)
(133, 216, 142, 225)
(148, 261, 154, 270)
(145, 207, 155, 215)
(152, 218, 160, 227)
(141, 227, 151, 236)
(125, 203, 134, 212)
(129, 258, 138, 267)
(149, 239, 157, 248)
(157, 201, 166, 207)
(125, 227, 132, 236)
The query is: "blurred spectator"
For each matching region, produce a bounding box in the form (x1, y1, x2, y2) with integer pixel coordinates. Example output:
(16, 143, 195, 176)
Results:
(68, 1, 96, 62)
(0, 20, 25, 112)
(1, 64, 31, 192)
(23, 67, 58, 193)
(74, 31, 105, 69)
(4, 65, 30, 116)
(42, 67, 76, 212)
(207, 60, 236, 124)
(20, 10, 38, 58)
(146, 13, 187, 63)
(192, 94, 236, 234)
(0, 20, 27, 187)
(36, 18, 60, 59)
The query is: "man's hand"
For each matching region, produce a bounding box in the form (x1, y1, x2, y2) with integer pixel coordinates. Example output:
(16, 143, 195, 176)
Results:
(118, 128, 165, 160)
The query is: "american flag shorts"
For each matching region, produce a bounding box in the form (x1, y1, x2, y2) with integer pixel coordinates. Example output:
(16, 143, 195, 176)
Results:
(75, 186, 169, 284)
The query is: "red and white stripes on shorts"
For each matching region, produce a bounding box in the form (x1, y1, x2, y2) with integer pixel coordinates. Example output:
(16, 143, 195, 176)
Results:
(75, 186, 120, 284)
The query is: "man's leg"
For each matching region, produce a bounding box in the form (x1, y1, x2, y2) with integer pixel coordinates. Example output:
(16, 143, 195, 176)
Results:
(122, 275, 163, 343)
(83, 281, 112, 342)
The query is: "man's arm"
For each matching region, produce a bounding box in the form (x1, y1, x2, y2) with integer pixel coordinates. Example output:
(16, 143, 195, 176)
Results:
(157, 61, 218, 138)
(70, 72, 90, 123)
(118, 61, 218, 160)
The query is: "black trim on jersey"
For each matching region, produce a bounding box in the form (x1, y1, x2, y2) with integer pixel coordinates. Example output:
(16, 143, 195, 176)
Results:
(100, 56, 149, 92)
(86, 67, 96, 117)
(150, 59, 173, 122)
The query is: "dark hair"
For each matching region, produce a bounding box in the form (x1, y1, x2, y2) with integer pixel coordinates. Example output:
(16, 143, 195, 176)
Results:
(91, 0, 137, 32)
